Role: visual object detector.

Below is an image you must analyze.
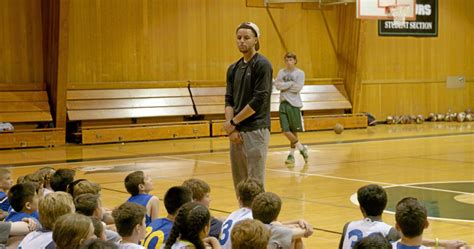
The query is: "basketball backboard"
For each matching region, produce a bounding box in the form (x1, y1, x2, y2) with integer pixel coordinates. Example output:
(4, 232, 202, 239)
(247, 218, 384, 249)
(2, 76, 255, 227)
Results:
(357, 0, 416, 20)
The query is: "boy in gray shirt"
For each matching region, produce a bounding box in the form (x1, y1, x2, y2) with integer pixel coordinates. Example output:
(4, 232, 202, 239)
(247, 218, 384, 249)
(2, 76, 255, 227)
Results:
(274, 52, 308, 165)
(252, 192, 313, 249)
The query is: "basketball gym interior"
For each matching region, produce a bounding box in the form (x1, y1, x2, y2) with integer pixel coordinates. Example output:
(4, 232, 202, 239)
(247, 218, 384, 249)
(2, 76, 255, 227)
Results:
(0, 0, 472, 248)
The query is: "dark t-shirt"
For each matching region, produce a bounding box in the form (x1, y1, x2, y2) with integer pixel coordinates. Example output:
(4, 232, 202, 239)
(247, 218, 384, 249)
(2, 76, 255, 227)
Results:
(225, 53, 273, 132)
(209, 217, 223, 239)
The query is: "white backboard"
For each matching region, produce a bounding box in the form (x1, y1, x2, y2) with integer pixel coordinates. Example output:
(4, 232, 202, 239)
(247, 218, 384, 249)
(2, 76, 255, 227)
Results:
(357, 0, 416, 20)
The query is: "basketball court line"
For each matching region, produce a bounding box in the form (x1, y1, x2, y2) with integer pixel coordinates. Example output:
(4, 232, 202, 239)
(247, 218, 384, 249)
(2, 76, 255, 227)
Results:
(414, 155, 474, 165)
(267, 168, 474, 196)
(158, 154, 474, 196)
(2, 132, 473, 167)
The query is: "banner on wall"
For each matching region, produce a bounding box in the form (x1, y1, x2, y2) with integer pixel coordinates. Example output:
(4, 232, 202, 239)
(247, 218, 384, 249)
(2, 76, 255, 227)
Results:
(378, 0, 438, 37)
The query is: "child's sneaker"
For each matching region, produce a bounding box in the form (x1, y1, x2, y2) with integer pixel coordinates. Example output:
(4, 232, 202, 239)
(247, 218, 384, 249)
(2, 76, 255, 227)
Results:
(299, 146, 309, 163)
(285, 154, 295, 165)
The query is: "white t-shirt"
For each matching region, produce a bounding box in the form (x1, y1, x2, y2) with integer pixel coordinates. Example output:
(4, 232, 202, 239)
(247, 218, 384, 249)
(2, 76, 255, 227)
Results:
(18, 230, 55, 249)
(170, 240, 194, 249)
(118, 242, 146, 249)
(341, 218, 395, 249)
(219, 207, 253, 249)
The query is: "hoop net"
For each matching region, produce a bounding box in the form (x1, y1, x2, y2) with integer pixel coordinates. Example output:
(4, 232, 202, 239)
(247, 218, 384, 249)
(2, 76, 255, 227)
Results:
(386, 4, 411, 27)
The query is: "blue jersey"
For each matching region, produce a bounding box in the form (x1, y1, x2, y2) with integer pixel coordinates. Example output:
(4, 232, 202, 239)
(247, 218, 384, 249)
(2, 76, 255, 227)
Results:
(5, 211, 40, 224)
(142, 218, 173, 249)
(127, 194, 153, 225)
(392, 241, 430, 249)
(0, 191, 10, 212)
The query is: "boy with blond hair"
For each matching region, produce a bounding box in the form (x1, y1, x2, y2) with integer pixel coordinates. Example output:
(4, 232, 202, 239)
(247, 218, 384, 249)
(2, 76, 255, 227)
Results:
(231, 219, 270, 249)
(125, 171, 159, 226)
(18, 191, 75, 248)
(252, 192, 313, 249)
(35, 167, 55, 196)
(182, 178, 222, 238)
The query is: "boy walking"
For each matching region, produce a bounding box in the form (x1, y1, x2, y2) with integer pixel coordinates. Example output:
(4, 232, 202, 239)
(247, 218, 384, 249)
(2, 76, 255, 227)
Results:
(274, 52, 308, 165)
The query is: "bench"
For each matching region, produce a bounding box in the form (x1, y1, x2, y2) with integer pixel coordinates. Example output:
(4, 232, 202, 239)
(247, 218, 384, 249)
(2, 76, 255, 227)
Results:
(189, 78, 366, 136)
(66, 87, 210, 144)
(0, 83, 65, 149)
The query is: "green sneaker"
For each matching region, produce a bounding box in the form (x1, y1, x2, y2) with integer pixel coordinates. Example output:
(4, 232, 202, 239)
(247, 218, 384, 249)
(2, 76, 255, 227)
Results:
(299, 146, 309, 163)
(285, 154, 295, 165)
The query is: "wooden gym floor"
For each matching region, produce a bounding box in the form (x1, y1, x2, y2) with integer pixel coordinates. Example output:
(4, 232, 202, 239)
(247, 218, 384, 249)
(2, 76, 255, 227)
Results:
(2, 122, 474, 248)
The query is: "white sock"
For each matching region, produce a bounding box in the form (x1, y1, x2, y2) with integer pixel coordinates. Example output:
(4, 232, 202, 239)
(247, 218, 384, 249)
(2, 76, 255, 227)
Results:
(295, 142, 304, 151)
(289, 148, 295, 156)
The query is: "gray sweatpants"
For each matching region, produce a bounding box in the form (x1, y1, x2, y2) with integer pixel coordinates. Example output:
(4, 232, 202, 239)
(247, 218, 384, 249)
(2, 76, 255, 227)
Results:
(229, 128, 270, 191)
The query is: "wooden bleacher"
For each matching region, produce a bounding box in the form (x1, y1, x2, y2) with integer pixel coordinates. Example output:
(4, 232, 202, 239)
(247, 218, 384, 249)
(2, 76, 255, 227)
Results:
(0, 83, 65, 149)
(66, 87, 209, 144)
(65, 78, 366, 144)
(190, 78, 367, 136)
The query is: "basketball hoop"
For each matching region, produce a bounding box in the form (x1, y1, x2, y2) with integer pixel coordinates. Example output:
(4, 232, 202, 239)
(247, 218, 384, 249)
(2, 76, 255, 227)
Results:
(386, 4, 411, 27)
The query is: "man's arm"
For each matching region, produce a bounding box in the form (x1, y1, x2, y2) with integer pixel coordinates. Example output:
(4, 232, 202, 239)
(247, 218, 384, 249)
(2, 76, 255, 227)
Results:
(224, 65, 237, 134)
(285, 70, 305, 93)
(225, 106, 234, 122)
(231, 105, 255, 124)
(149, 196, 160, 222)
(224, 64, 236, 112)
(246, 60, 272, 118)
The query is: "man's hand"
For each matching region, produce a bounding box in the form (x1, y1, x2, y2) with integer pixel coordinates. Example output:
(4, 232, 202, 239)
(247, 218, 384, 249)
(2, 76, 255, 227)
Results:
(228, 130, 242, 144)
(223, 120, 236, 134)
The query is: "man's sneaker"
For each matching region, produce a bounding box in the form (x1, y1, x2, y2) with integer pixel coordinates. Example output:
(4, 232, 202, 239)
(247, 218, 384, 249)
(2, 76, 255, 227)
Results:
(285, 154, 295, 165)
(299, 146, 309, 163)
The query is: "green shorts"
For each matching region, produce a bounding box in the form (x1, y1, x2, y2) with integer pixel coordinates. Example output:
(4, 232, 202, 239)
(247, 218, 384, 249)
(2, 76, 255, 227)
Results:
(279, 101, 303, 132)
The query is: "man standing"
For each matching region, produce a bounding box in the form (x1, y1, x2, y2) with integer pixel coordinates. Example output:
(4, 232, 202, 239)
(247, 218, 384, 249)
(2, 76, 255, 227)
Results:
(223, 22, 273, 191)
(274, 52, 309, 165)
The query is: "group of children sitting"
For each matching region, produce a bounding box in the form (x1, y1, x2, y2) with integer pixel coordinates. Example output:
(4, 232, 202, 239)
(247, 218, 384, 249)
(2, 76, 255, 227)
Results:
(0, 167, 468, 249)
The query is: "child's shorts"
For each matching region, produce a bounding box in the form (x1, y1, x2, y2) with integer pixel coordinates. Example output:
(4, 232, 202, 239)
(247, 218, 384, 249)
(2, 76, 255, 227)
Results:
(279, 101, 303, 132)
